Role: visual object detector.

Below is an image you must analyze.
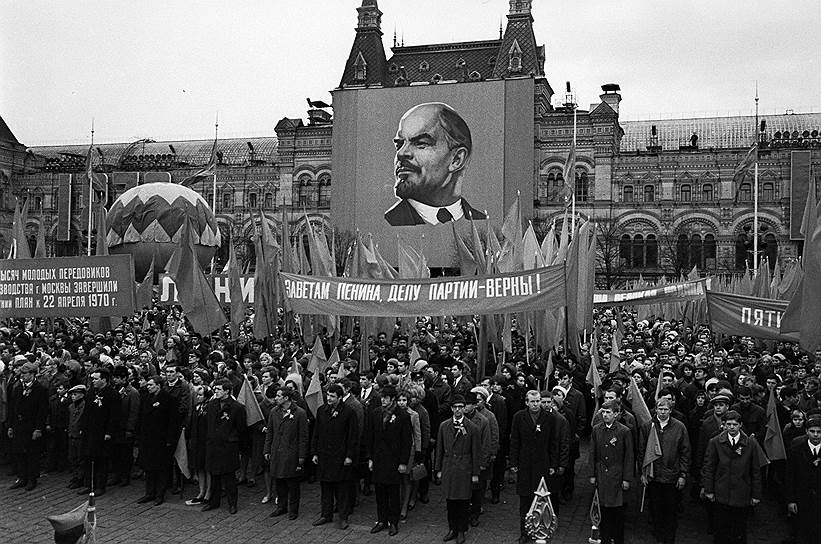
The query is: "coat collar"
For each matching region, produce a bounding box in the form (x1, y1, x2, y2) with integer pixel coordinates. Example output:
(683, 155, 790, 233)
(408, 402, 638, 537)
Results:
(718, 430, 748, 447)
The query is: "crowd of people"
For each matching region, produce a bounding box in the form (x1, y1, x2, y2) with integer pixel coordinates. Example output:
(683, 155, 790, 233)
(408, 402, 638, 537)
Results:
(2, 304, 821, 544)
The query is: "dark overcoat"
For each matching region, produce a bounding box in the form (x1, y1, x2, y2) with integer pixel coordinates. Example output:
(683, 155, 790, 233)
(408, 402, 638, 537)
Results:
(588, 421, 634, 507)
(81, 385, 121, 457)
(8, 380, 48, 454)
(137, 390, 179, 470)
(264, 404, 308, 479)
(509, 408, 559, 496)
(204, 397, 246, 475)
(435, 417, 481, 500)
(701, 430, 764, 508)
(366, 407, 412, 485)
(784, 439, 821, 544)
(311, 401, 358, 482)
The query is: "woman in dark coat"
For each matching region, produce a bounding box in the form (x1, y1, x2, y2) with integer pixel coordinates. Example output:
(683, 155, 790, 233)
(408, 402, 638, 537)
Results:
(136, 376, 179, 506)
(264, 386, 308, 519)
(366, 386, 412, 535)
(185, 384, 211, 505)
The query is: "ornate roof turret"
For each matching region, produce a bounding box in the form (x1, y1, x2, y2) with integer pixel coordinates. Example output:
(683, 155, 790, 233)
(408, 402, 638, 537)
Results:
(339, 0, 388, 87)
(493, 0, 543, 78)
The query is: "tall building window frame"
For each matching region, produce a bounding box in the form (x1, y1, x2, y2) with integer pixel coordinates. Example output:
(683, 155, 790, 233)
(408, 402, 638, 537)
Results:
(622, 185, 634, 202)
(644, 184, 655, 202)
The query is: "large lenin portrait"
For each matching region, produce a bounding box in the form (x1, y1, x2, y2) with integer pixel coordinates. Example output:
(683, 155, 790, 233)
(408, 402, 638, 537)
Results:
(385, 103, 486, 226)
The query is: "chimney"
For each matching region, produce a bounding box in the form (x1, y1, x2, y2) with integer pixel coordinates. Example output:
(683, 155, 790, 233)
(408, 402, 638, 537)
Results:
(599, 83, 621, 114)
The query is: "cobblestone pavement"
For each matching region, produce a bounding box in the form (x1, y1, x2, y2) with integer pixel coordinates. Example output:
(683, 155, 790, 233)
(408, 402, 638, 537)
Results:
(1, 442, 790, 544)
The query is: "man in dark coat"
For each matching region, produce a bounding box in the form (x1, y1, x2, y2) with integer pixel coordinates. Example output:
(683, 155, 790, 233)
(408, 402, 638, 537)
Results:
(365, 385, 412, 536)
(555, 368, 586, 500)
(311, 383, 359, 528)
(264, 386, 308, 520)
(78, 368, 121, 496)
(693, 392, 731, 534)
(111, 366, 140, 487)
(487, 378, 509, 504)
(135, 376, 178, 506)
(639, 397, 691, 544)
(510, 390, 559, 543)
(202, 378, 246, 514)
(589, 400, 635, 544)
(7, 362, 48, 491)
(701, 410, 764, 544)
(435, 394, 481, 544)
(785, 415, 821, 544)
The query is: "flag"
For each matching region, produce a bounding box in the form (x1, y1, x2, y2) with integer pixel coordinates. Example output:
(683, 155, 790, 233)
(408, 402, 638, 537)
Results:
(10, 198, 31, 259)
(253, 211, 280, 339)
(522, 223, 541, 270)
(732, 143, 757, 203)
(307, 336, 327, 374)
(166, 220, 227, 334)
(543, 350, 554, 391)
(559, 139, 576, 205)
(781, 199, 821, 347)
(237, 375, 264, 427)
(409, 344, 422, 366)
(452, 224, 477, 276)
(327, 347, 340, 374)
(154, 330, 164, 354)
(135, 255, 155, 310)
(586, 336, 602, 403)
(34, 220, 46, 258)
(469, 214, 486, 270)
(46, 501, 88, 543)
(642, 424, 662, 479)
(555, 210, 570, 262)
(609, 326, 622, 373)
(304, 370, 323, 417)
(173, 429, 191, 479)
(564, 222, 581, 358)
(181, 137, 217, 186)
(501, 194, 523, 270)
(800, 173, 818, 241)
(94, 204, 108, 256)
(764, 388, 786, 461)
(228, 236, 246, 338)
(629, 375, 652, 428)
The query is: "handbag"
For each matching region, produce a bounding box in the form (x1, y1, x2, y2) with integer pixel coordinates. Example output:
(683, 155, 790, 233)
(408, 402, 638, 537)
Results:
(411, 463, 427, 481)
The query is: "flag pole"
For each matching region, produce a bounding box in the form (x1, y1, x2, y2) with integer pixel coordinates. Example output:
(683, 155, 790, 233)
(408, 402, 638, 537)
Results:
(211, 112, 219, 274)
(753, 84, 760, 271)
(571, 94, 577, 233)
(87, 119, 94, 256)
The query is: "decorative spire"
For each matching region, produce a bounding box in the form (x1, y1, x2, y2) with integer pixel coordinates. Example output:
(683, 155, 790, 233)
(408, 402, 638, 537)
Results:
(509, 0, 532, 17)
(357, 0, 382, 31)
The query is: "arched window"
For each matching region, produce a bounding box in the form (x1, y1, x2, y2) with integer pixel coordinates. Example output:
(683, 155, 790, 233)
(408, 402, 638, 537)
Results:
(644, 185, 655, 202)
(222, 191, 233, 210)
(538, 173, 551, 203)
(623, 185, 633, 202)
(762, 182, 774, 201)
(551, 171, 564, 202)
(619, 235, 632, 267)
(704, 234, 716, 270)
(680, 184, 691, 202)
(297, 175, 313, 207)
(318, 174, 331, 208)
(264, 192, 273, 209)
(248, 192, 258, 208)
(632, 234, 645, 268)
(576, 171, 589, 202)
(646, 235, 658, 267)
(735, 231, 752, 270)
(702, 183, 714, 201)
(739, 183, 752, 201)
(689, 234, 703, 269)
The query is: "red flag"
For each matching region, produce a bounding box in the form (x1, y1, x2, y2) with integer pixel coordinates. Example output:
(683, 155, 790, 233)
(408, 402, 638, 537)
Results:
(764, 388, 786, 461)
(307, 336, 327, 374)
(304, 370, 323, 417)
(629, 375, 652, 428)
(165, 219, 227, 334)
(173, 429, 190, 479)
(609, 326, 622, 373)
(501, 193, 523, 270)
(181, 137, 217, 186)
(135, 255, 155, 310)
(732, 143, 757, 203)
(559, 139, 576, 205)
(452, 223, 477, 276)
(585, 335, 602, 403)
(327, 348, 340, 374)
(253, 211, 280, 339)
(237, 375, 263, 427)
(34, 217, 46, 258)
(642, 424, 662, 479)
(228, 236, 246, 339)
(10, 198, 31, 259)
(799, 174, 817, 241)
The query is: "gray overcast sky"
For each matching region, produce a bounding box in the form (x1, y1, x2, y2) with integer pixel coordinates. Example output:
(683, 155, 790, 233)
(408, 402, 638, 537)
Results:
(3, 0, 819, 146)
